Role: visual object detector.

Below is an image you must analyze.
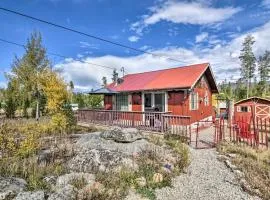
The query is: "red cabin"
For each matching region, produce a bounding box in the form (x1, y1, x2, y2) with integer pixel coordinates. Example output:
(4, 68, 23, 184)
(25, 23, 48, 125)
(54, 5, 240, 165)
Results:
(101, 63, 218, 124)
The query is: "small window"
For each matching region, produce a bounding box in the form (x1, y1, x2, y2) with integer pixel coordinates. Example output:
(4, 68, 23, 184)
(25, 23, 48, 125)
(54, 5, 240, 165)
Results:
(240, 106, 248, 112)
(204, 92, 209, 106)
(116, 94, 128, 111)
(190, 92, 198, 110)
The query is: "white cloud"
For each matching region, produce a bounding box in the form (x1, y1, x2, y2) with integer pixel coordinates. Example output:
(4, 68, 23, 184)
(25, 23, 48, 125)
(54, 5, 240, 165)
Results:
(79, 41, 99, 49)
(262, 0, 270, 8)
(195, 32, 209, 43)
(128, 36, 140, 42)
(131, 1, 241, 34)
(56, 21, 270, 91)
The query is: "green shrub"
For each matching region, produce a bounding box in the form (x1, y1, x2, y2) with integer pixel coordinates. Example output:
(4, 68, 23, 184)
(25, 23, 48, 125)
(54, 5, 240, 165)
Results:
(136, 187, 156, 200)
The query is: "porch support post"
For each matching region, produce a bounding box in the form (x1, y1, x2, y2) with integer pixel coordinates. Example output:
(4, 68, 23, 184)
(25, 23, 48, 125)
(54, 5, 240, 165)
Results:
(151, 92, 155, 108)
(112, 95, 116, 110)
(165, 91, 168, 112)
(141, 92, 145, 123)
(128, 94, 132, 111)
(141, 92, 145, 112)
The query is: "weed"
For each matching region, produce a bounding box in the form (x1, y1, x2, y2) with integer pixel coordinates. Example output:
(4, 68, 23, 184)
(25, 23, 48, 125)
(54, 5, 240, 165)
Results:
(70, 177, 88, 189)
(136, 187, 156, 200)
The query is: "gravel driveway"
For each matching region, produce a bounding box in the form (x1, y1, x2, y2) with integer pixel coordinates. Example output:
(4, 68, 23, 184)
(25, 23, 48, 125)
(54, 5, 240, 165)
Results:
(155, 148, 260, 200)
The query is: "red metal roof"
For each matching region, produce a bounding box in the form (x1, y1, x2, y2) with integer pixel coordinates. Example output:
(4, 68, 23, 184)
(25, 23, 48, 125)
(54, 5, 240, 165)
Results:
(234, 97, 270, 105)
(107, 63, 218, 92)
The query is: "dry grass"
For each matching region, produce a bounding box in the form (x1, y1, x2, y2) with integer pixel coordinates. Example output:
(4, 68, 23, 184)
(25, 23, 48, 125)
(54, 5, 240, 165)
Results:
(218, 142, 270, 200)
(0, 118, 97, 191)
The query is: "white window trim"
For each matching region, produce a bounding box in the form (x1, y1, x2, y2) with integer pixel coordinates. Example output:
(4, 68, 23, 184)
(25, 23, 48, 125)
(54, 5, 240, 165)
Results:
(190, 92, 198, 111)
(204, 92, 209, 106)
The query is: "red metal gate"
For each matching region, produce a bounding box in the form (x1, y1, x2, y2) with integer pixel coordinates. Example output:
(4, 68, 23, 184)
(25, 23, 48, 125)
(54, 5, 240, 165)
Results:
(192, 119, 224, 149)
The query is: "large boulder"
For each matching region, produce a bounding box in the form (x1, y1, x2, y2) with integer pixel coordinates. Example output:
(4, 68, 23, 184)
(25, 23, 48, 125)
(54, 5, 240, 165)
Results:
(75, 132, 149, 156)
(101, 127, 144, 143)
(15, 191, 45, 200)
(0, 177, 27, 200)
(67, 148, 132, 173)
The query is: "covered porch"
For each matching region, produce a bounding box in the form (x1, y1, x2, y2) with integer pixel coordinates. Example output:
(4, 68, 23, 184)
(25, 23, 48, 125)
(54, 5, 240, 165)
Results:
(77, 109, 191, 134)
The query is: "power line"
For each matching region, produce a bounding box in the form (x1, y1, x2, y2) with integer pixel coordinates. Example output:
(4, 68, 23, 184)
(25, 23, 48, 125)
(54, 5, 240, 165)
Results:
(0, 37, 116, 70)
(0, 7, 183, 63)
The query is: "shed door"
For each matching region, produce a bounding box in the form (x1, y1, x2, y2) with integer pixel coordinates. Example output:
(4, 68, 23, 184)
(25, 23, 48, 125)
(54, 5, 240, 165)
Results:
(255, 105, 270, 120)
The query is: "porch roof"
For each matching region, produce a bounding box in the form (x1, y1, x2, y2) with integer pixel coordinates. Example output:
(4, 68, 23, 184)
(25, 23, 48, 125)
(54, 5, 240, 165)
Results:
(107, 63, 218, 93)
(88, 87, 119, 94)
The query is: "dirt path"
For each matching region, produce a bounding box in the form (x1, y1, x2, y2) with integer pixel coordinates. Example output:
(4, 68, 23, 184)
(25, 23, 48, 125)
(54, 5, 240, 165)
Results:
(155, 148, 260, 200)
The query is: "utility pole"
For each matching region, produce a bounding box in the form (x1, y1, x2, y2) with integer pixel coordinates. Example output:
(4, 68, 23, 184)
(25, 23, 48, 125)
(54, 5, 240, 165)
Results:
(120, 67, 125, 77)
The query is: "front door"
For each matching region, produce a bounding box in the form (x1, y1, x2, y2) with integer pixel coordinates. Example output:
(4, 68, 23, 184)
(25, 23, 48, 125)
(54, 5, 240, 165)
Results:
(154, 93, 165, 112)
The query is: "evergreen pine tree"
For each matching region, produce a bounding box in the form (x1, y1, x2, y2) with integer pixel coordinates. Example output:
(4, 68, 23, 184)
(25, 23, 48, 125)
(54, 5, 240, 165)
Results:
(239, 35, 256, 98)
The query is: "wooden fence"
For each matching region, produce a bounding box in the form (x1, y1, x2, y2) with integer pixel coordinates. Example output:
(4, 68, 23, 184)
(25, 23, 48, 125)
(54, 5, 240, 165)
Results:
(228, 116, 269, 149)
(77, 109, 191, 136)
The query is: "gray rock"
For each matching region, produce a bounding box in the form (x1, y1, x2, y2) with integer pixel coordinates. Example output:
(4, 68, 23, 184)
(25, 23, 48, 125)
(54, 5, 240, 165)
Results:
(224, 160, 238, 171)
(15, 191, 45, 200)
(56, 173, 95, 188)
(101, 127, 144, 143)
(43, 176, 57, 188)
(100, 126, 122, 140)
(37, 149, 53, 165)
(0, 177, 27, 200)
(48, 184, 77, 200)
(233, 170, 244, 178)
(76, 132, 150, 156)
(217, 155, 229, 161)
(228, 153, 237, 158)
(67, 148, 129, 173)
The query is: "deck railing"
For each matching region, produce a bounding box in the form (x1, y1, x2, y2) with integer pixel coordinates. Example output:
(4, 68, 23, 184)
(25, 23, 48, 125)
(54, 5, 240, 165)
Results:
(77, 109, 191, 136)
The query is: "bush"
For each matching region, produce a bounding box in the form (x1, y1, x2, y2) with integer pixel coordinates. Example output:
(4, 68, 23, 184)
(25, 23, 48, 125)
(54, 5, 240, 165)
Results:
(50, 104, 76, 134)
(0, 156, 65, 191)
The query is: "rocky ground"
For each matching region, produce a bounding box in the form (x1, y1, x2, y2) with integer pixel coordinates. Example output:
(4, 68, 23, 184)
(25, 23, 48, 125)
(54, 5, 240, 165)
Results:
(0, 127, 168, 200)
(0, 126, 262, 200)
(155, 148, 261, 200)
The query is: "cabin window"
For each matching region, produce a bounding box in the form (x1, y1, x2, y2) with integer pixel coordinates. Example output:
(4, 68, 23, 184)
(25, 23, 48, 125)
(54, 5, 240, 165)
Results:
(145, 93, 152, 108)
(240, 106, 248, 112)
(116, 94, 128, 111)
(204, 92, 209, 106)
(190, 92, 198, 110)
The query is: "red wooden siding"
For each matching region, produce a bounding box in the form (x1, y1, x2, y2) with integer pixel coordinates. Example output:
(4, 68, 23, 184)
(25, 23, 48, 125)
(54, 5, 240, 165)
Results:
(132, 93, 142, 112)
(104, 95, 113, 110)
(168, 91, 186, 115)
(168, 76, 213, 123)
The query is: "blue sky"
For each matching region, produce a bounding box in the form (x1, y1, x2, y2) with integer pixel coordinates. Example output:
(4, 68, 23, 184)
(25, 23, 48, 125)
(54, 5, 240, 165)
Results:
(1, 0, 270, 91)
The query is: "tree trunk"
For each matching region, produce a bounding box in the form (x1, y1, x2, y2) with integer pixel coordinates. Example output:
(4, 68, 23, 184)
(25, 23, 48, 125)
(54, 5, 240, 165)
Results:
(36, 98, 39, 121)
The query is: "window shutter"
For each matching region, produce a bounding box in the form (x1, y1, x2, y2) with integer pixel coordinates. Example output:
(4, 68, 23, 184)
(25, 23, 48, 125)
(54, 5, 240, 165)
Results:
(248, 106, 251, 112)
(237, 106, 240, 112)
